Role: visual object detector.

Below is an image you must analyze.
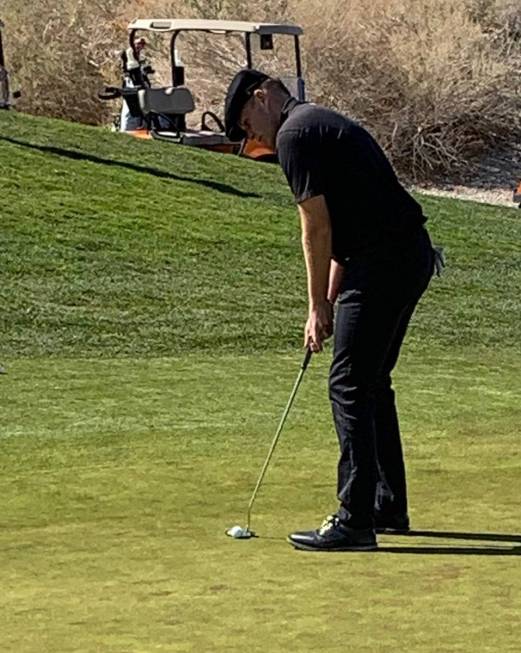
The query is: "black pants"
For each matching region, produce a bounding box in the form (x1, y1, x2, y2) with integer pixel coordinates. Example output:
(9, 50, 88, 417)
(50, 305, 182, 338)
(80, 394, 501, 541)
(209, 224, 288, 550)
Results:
(330, 227, 434, 529)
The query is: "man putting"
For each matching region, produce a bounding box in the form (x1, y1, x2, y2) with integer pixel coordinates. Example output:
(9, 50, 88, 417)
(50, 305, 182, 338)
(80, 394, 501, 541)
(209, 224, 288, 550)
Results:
(225, 70, 435, 552)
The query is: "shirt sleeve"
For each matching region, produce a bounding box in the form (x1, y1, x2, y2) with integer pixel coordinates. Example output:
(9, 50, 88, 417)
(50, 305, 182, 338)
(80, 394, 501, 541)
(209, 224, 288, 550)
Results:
(277, 129, 325, 204)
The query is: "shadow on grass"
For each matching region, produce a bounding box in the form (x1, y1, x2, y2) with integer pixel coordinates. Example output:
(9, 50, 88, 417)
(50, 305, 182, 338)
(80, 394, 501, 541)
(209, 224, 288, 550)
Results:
(377, 528, 521, 556)
(377, 545, 521, 556)
(404, 529, 521, 543)
(261, 529, 521, 556)
(0, 136, 260, 199)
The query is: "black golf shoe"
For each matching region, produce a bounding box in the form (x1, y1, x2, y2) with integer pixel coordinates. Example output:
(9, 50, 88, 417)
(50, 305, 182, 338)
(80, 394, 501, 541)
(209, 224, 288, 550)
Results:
(374, 512, 410, 534)
(287, 515, 377, 552)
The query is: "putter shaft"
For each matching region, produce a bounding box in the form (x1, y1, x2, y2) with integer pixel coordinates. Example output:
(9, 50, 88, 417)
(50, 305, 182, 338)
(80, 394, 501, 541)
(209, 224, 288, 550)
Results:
(246, 348, 312, 531)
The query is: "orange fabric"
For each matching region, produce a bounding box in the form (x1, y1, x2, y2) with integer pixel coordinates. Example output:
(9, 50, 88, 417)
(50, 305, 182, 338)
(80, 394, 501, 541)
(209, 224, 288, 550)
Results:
(127, 129, 152, 140)
(243, 138, 275, 159)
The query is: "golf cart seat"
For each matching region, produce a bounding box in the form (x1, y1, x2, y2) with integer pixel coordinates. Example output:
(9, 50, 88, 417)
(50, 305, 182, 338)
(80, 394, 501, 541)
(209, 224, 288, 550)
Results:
(138, 85, 232, 147)
(138, 85, 195, 117)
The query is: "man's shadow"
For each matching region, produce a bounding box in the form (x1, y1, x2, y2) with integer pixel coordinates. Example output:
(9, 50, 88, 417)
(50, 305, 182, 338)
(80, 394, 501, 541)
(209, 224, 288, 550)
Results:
(265, 530, 521, 555)
(0, 136, 261, 200)
(377, 529, 521, 556)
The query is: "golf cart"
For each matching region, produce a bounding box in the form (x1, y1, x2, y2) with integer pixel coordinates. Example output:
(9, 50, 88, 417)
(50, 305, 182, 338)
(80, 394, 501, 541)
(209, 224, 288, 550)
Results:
(0, 20, 20, 109)
(99, 19, 305, 160)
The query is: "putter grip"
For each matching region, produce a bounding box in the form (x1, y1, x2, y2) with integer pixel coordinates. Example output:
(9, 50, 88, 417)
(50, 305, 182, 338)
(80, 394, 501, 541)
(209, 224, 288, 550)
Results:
(301, 347, 313, 370)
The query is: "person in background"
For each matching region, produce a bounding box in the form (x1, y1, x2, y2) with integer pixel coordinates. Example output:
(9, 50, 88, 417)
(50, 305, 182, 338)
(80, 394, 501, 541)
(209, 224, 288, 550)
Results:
(119, 38, 153, 131)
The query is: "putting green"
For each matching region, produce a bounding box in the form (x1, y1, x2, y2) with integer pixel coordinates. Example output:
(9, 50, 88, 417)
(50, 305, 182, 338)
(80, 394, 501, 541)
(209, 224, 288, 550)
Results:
(0, 351, 519, 652)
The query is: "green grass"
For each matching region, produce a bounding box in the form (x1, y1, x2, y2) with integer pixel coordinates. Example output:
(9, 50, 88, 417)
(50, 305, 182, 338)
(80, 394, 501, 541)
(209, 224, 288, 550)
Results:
(1, 112, 520, 652)
(1, 111, 520, 356)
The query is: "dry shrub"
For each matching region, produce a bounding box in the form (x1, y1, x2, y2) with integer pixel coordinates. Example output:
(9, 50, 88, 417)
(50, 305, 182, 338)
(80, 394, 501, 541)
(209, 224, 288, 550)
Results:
(1, 0, 127, 124)
(2, 0, 520, 180)
(299, 0, 521, 180)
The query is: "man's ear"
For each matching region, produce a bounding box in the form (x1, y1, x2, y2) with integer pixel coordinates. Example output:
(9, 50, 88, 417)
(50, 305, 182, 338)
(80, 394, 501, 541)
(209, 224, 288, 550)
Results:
(252, 88, 266, 103)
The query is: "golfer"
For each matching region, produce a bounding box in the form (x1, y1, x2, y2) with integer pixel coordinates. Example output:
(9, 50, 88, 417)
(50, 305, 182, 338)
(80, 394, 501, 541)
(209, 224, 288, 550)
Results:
(225, 70, 436, 551)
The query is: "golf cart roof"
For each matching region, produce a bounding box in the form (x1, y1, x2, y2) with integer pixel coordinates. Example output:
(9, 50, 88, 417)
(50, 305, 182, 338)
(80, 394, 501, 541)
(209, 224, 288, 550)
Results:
(128, 19, 303, 36)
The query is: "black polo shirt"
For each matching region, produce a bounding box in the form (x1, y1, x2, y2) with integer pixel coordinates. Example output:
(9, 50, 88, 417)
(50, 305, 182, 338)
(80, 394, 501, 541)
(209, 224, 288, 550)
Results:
(276, 98, 426, 261)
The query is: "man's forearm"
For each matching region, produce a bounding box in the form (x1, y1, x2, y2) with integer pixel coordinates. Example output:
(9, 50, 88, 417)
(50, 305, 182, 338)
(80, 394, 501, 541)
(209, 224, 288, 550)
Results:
(298, 196, 333, 308)
(297, 196, 334, 351)
(301, 218, 331, 308)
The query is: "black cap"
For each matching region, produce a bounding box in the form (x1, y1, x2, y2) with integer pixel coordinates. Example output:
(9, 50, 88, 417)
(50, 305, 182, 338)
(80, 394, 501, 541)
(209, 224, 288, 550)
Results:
(224, 69, 270, 141)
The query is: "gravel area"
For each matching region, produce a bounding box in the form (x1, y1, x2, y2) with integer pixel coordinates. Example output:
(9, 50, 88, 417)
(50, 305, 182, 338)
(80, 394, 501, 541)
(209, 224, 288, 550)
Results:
(414, 184, 518, 209)
(413, 144, 521, 209)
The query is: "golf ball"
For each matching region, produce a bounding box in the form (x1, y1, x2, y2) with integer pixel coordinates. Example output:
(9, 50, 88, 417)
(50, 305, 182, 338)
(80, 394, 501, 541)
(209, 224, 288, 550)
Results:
(228, 525, 244, 538)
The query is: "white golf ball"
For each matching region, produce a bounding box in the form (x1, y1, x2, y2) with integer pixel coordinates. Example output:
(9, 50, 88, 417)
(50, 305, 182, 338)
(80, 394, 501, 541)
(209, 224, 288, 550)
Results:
(228, 525, 244, 538)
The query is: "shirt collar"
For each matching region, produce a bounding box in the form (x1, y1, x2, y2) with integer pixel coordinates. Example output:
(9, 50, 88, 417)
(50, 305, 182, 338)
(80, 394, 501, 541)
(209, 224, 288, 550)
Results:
(279, 96, 303, 127)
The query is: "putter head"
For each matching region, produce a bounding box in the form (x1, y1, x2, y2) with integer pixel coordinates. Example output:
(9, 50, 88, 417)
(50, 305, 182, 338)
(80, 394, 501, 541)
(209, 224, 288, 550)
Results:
(225, 525, 255, 539)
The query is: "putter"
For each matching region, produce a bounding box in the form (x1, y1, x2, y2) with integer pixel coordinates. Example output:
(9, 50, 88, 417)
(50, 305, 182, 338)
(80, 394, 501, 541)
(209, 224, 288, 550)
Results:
(226, 347, 313, 539)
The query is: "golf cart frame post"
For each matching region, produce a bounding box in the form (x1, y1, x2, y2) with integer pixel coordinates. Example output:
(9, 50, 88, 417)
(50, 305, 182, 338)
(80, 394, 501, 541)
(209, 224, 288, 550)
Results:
(0, 20, 5, 68)
(0, 19, 10, 109)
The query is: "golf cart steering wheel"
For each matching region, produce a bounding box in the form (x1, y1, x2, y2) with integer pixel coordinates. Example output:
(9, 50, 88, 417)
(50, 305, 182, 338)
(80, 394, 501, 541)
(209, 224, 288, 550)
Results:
(98, 86, 123, 101)
(201, 111, 225, 133)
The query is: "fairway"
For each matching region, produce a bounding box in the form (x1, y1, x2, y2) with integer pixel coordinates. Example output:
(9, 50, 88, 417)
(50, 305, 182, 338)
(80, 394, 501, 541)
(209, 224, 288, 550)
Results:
(1, 112, 520, 652)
